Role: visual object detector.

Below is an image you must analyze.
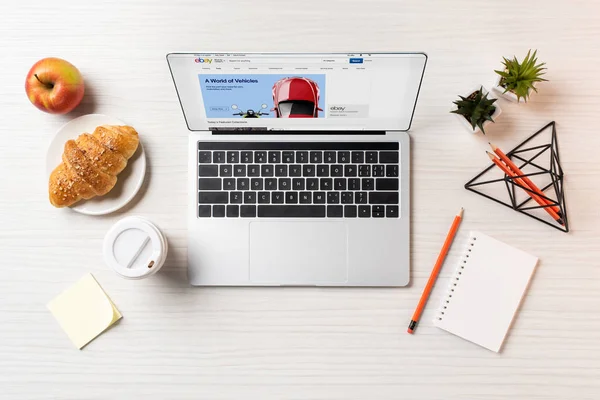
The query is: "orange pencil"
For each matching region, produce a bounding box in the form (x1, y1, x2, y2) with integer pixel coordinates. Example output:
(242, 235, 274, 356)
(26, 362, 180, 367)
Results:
(408, 208, 463, 334)
(489, 142, 561, 216)
(487, 152, 564, 225)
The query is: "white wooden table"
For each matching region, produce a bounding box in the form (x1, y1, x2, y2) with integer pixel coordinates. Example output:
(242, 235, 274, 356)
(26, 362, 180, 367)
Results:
(2, 1, 600, 399)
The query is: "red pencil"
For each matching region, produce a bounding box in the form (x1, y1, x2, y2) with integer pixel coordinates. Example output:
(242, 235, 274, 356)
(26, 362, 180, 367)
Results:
(489, 142, 561, 216)
(408, 208, 463, 334)
(487, 152, 563, 225)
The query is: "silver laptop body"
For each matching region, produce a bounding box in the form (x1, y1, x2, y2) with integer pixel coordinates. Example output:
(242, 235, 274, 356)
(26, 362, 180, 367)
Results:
(167, 52, 427, 286)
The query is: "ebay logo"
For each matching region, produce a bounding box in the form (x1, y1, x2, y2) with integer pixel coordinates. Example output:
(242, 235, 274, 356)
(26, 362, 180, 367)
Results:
(194, 58, 212, 64)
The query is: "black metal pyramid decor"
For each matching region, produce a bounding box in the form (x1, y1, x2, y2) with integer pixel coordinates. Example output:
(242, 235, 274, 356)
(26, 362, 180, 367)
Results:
(465, 121, 568, 232)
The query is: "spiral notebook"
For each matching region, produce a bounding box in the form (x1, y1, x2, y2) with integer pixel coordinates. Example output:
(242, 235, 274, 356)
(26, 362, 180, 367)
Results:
(433, 231, 538, 352)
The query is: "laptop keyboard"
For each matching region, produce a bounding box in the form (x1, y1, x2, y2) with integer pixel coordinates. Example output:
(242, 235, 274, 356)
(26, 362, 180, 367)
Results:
(197, 142, 400, 218)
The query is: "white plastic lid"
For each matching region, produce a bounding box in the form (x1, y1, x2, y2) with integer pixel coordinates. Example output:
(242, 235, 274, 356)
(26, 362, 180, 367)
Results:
(103, 216, 167, 279)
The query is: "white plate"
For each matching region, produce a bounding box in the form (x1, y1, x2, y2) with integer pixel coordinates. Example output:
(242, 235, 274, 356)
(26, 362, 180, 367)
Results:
(46, 114, 146, 215)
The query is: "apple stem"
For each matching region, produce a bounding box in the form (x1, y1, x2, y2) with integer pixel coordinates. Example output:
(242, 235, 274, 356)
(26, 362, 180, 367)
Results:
(34, 74, 54, 89)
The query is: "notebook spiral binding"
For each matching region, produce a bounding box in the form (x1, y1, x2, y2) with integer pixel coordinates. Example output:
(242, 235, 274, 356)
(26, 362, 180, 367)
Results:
(436, 233, 478, 321)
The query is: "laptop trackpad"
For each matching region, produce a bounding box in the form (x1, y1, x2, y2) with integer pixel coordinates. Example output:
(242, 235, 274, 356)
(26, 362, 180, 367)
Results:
(249, 221, 348, 285)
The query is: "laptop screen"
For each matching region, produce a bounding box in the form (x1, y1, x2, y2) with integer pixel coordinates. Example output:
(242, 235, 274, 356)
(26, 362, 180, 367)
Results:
(167, 52, 427, 132)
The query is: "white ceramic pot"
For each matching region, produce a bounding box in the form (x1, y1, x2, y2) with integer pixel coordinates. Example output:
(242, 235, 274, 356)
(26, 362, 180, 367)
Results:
(491, 75, 532, 103)
(452, 86, 502, 135)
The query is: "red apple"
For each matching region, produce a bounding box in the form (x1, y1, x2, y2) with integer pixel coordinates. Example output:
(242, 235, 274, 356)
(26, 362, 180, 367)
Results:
(25, 57, 85, 114)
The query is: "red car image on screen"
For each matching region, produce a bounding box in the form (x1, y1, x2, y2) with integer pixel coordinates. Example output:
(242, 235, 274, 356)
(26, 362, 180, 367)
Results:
(271, 77, 323, 118)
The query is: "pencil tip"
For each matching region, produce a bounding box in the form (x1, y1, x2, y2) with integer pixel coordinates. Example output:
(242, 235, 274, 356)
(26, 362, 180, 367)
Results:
(486, 151, 496, 160)
(458, 208, 464, 217)
(488, 142, 497, 150)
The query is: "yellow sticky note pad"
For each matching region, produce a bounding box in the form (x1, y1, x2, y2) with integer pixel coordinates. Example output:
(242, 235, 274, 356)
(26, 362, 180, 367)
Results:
(47, 273, 122, 349)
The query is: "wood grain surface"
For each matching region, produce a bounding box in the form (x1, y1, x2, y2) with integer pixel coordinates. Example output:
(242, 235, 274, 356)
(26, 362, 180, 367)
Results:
(1, 1, 599, 399)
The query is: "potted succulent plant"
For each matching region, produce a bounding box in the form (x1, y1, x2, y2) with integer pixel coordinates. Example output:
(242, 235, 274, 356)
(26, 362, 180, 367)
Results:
(492, 49, 547, 102)
(451, 86, 501, 135)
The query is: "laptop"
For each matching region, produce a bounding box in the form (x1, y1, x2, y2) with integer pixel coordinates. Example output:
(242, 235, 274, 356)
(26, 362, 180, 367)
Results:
(166, 52, 427, 286)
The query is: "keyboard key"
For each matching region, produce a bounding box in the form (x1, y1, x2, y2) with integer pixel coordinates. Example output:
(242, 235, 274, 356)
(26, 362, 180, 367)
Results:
(358, 165, 370, 177)
(324, 151, 336, 163)
(313, 192, 326, 204)
(293, 178, 305, 190)
(351, 151, 364, 163)
(224, 178, 236, 190)
(199, 151, 212, 163)
(240, 205, 256, 217)
(272, 192, 284, 204)
(199, 165, 218, 177)
(299, 192, 312, 204)
(327, 205, 343, 218)
(275, 165, 288, 177)
(373, 205, 385, 218)
(241, 151, 253, 163)
(227, 205, 239, 217)
(248, 165, 260, 177)
(320, 178, 333, 191)
(338, 151, 350, 163)
(289, 165, 302, 177)
(282, 151, 294, 163)
(359, 205, 371, 218)
(348, 178, 360, 191)
(317, 165, 329, 177)
(306, 178, 319, 190)
(334, 178, 346, 191)
(366, 152, 378, 163)
(258, 192, 270, 204)
(265, 178, 277, 191)
(297, 151, 309, 163)
(310, 151, 323, 163)
(198, 205, 211, 217)
(227, 151, 239, 163)
(278, 178, 291, 190)
(331, 165, 343, 177)
(261, 165, 274, 177)
(255, 151, 267, 163)
(234, 165, 246, 177)
(372, 165, 385, 177)
(258, 205, 325, 218)
(213, 205, 225, 217)
(386, 205, 399, 218)
(199, 178, 221, 190)
(303, 165, 316, 177)
(369, 192, 399, 204)
(344, 165, 357, 177)
(356, 192, 367, 204)
(386, 165, 399, 177)
(220, 165, 232, 177)
(338, 151, 350, 164)
(362, 178, 374, 191)
(376, 178, 399, 191)
(230, 192, 242, 204)
(327, 192, 339, 204)
(286, 192, 298, 204)
(199, 192, 228, 204)
(341, 192, 354, 204)
(251, 178, 263, 190)
(345, 205, 357, 217)
(244, 192, 256, 204)
(236, 178, 248, 190)
(268, 151, 281, 163)
(380, 151, 399, 164)
(213, 151, 225, 163)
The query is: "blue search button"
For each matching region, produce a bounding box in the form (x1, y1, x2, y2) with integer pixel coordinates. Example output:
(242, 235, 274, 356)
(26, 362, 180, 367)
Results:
(349, 58, 363, 64)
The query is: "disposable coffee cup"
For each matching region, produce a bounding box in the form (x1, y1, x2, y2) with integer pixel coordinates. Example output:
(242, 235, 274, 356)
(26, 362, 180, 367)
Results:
(103, 216, 168, 279)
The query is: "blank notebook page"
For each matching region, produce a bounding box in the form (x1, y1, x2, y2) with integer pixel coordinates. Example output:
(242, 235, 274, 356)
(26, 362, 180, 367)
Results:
(433, 231, 538, 352)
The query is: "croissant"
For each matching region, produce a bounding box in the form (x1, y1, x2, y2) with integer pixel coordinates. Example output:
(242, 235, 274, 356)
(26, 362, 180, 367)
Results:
(49, 125, 140, 207)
